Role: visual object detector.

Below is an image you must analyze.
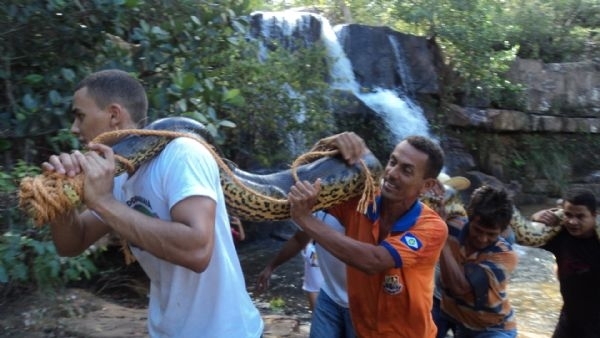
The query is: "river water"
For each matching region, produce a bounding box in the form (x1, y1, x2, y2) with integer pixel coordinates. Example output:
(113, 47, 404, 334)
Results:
(238, 204, 562, 338)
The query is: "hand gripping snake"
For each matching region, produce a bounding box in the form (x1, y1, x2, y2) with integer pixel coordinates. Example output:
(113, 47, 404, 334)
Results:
(18, 116, 383, 226)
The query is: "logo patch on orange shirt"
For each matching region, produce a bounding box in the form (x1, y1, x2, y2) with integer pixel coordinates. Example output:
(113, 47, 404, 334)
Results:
(401, 232, 422, 251)
(383, 275, 403, 295)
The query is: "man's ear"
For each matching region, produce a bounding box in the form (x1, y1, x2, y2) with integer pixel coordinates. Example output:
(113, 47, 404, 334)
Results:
(422, 177, 438, 192)
(421, 177, 438, 195)
(107, 104, 123, 128)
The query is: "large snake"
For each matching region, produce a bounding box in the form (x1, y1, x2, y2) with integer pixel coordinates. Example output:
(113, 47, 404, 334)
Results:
(19, 116, 383, 225)
(510, 207, 600, 246)
(422, 187, 600, 246)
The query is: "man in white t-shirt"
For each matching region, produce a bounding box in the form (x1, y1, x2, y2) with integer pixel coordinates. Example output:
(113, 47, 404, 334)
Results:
(43, 69, 263, 337)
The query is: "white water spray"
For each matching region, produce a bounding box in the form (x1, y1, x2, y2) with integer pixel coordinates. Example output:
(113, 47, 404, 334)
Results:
(253, 11, 432, 144)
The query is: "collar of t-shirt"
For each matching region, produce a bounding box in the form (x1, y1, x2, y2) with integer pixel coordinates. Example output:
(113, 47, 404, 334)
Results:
(365, 195, 422, 232)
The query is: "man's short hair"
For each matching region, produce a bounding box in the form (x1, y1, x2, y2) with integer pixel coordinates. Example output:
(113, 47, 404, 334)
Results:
(564, 187, 597, 214)
(75, 69, 148, 126)
(467, 185, 514, 230)
(404, 135, 444, 179)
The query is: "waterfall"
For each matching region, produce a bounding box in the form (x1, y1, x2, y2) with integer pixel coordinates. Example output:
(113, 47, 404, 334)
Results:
(252, 10, 432, 145)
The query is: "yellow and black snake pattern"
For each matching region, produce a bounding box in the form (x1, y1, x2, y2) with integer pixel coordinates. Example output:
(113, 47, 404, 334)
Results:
(510, 207, 600, 246)
(19, 116, 383, 225)
(422, 187, 600, 246)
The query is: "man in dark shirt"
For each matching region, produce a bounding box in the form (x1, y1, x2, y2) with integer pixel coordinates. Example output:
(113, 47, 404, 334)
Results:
(523, 187, 600, 338)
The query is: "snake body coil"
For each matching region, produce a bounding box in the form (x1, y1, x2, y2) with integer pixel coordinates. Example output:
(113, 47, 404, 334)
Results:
(19, 117, 383, 224)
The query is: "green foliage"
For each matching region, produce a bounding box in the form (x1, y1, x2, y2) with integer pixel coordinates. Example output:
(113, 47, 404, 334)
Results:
(0, 228, 99, 288)
(269, 296, 286, 309)
(387, 0, 521, 106)
(505, 0, 600, 62)
(1, 0, 335, 292)
(0, 162, 98, 289)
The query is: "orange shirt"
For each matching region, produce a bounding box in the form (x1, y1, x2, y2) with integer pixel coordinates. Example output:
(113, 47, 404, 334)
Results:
(440, 223, 518, 331)
(329, 196, 448, 338)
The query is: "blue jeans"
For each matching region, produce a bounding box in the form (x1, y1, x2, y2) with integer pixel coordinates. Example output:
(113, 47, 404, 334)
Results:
(455, 324, 517, 338)
(310, 290, 356, 338)
(432, 297, 457, 338)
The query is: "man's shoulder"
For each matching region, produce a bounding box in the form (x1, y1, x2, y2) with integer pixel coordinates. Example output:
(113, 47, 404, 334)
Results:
(158, 136, 214, 163)
(418, 204, 448, 230)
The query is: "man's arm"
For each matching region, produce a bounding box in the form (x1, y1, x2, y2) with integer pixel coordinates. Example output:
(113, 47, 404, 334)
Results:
(295, 213, 396, 275)
(292, 132, 396, 274)
(255, 231, 311, 293)
(510, 207, 562, 247)
(72, 142, 215, 272)
(49, 209, 111, 256)
(289, 179, 395, 275)
(439, 239, 472, 297)
(93, 194, 216, 273)
(440, 238, 518, 312)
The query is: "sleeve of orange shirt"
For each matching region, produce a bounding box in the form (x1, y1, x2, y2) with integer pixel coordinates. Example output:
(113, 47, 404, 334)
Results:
(382, 206, 448, 268)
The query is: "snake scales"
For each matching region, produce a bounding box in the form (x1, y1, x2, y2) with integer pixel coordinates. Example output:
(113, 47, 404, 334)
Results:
(19, 116, 383, 225)
(422, 187, 600, 246)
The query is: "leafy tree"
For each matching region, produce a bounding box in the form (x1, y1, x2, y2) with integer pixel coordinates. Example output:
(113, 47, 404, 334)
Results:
(0, 0, 334, 290)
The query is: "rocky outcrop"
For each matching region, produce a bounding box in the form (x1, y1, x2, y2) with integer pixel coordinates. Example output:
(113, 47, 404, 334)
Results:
(447, 104, 600, 133)
(506, 58, 600, 116)
(249, 10, 600, 203)
(336, 24, 441, 95)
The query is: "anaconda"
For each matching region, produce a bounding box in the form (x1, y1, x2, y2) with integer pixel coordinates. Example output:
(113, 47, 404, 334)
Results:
(421, 185, 600, 246)
(510, 206, 600, 246)
(19, 116, 383, 225)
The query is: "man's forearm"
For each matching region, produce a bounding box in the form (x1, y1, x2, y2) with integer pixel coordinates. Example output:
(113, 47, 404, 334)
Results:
(294, 214, 392, 275)
(50, 209, 89, 256)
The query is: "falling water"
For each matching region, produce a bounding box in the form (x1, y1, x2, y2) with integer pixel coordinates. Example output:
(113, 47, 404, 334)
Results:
(253, 11, 432, 144)
(324, 19, 432, 142)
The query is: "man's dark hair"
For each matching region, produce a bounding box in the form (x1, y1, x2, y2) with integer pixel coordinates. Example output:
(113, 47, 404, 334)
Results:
(564, 187, 597, 214)
(405, 135, 444, 179)
(75, 69, 148, 126)
(467, 185, 513, 231)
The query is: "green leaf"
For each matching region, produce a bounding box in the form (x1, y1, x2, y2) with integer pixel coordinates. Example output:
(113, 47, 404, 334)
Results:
(61, 68, 76, 82)
(24, 74, 44, 84)
(49, 90, 62, 105)
(181, 73, 196, 90)
(22, 94, 38, 110)
(219, 120, 236, 128)
(124, 0, 139, 8)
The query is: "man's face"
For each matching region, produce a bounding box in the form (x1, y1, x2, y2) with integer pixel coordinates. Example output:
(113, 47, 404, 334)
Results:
(70, 87, 113, 145)
(562, 201, 597, 238)
(381, 140, 431, 204)
(466, 216, 503, 250)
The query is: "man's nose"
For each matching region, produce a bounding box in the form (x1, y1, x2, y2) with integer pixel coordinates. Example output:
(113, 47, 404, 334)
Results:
(70, 121, 79, 135)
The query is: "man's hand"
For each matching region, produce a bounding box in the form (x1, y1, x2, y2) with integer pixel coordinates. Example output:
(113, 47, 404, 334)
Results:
(72, 143, 116, 209)
(255, 267, 273, 294)
(288, 179, 321, 222)
(42, 152, 83, 177)
(314, 132, 368, 166)
(531, 209, 561, 227)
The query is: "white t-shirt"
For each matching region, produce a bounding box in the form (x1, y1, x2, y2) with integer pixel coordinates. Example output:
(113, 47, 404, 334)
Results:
(313, 210, 349, 308)
(114, 137, 263, 338)
(302, 240, 324, 293)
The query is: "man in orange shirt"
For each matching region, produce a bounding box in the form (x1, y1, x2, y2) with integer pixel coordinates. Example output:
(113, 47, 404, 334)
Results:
(439, 186, 518, 337)
(288, 132, 448, 338)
